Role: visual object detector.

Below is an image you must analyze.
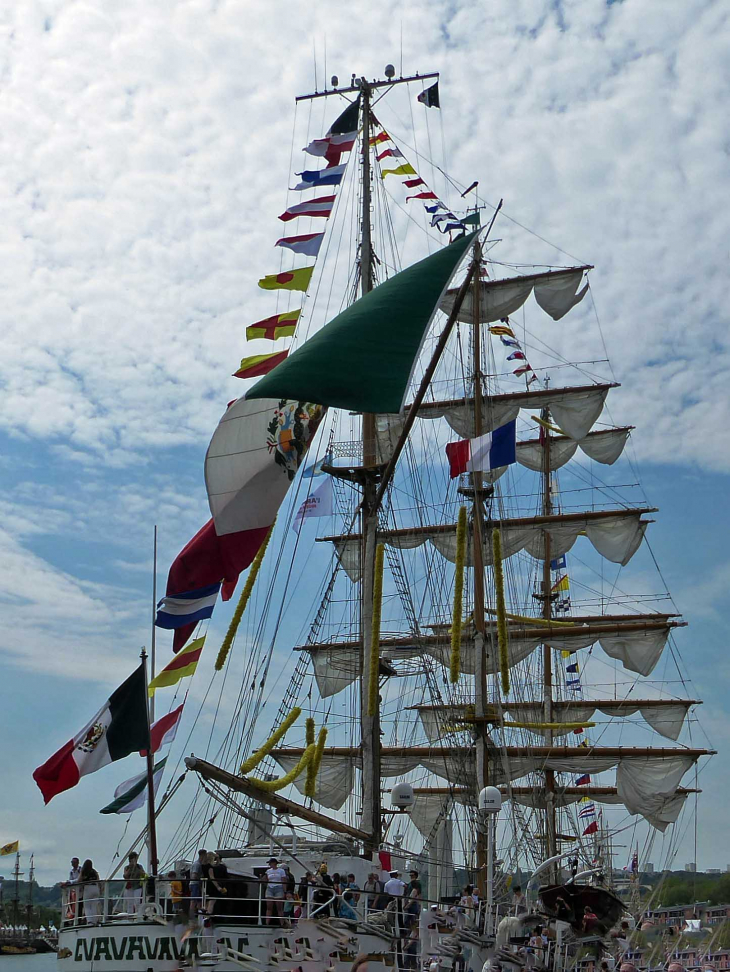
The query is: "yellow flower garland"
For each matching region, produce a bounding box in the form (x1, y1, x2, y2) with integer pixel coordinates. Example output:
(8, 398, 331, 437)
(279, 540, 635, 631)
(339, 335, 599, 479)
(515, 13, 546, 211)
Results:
(492, 527, 510, 695)
(239, 706, 301, 775)
(367, 544, 385, 716)
(449, 506, 468, 684)
(215, 520, 276, 671)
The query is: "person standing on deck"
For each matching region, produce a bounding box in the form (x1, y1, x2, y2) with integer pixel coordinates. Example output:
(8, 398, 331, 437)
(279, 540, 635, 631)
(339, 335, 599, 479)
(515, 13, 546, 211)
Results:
(512, 885, 528, 916)
(189, 849, 207, 913)
(264, 857, 287, 925)
(122, 852, 146, 914)
(64, 859, 81, 885)
(79, 860, 102, 925)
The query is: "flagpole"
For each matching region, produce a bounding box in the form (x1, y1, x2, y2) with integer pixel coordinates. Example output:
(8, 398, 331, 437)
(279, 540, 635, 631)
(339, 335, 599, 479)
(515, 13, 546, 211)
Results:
(150, 525, 157, 723)
(140, 648, 159, 878)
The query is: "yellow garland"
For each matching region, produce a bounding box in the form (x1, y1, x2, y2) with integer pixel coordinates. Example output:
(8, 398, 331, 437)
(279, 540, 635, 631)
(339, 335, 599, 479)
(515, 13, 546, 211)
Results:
(215, 520, 276, 671)
(239, 706, 301, 775)
(450, 507, 468, 684)
(484, 607, 575, 628)
(305, 726, 328, 798)
(530, 414, 564, 435)
(247, 743, 316, 792)
(305, 717, 315, 748)
(492, 527, 510, 695)
(367, 544, 385, 717)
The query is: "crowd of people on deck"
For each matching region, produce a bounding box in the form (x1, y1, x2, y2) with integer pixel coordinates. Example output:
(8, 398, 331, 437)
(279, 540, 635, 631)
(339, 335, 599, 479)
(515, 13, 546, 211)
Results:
(60, 849, 432, 944)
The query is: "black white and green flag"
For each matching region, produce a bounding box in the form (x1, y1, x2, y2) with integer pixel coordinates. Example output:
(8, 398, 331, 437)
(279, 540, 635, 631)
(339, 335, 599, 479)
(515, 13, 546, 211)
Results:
(100, 757, 166, 815)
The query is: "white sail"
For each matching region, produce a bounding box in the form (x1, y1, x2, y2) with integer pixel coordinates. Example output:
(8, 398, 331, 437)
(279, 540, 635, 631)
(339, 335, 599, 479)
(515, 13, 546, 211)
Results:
(414, 384, 613, 440)
(331, 510, 650, 582)
(439, 267, 591, 323)
(416, 699, 693, 742)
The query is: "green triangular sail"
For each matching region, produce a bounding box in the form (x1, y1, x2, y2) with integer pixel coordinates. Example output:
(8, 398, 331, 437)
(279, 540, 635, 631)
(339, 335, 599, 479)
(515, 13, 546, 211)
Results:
(246, 231, 478, 414)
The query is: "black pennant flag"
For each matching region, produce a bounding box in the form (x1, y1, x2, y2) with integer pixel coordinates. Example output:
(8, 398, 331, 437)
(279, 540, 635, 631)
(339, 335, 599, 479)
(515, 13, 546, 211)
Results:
(329, 96, 361, 135)
(417, 80, 440, 109)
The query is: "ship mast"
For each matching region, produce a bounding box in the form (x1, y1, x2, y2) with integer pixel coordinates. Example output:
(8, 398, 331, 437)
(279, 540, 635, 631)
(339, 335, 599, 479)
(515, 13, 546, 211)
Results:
(296, 69, 438, 858)
(358, 78, 381, 856)
(469, 239, 490, 897)
(539, 402, 559, 870)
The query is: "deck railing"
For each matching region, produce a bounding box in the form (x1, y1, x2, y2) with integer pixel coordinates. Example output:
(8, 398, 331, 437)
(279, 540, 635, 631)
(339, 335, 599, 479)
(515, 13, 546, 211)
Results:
(60, 877, 488, 940)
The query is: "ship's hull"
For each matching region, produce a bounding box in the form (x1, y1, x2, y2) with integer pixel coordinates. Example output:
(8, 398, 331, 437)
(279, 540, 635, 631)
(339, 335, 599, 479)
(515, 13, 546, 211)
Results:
(58, 916, 491, 971)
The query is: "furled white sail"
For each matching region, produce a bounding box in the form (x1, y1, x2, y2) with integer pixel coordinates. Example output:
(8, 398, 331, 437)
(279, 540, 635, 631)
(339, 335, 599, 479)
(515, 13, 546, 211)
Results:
(274, 743, 697, 829)
(332, 511, 649, 583)
(410, 786, 688, 836)
(515, 428, 630, 473)
(414, 385, 612, 441)
(416, 699, 692, 743)
(439, 267, 590, 323)
(274, 754, 355, 811)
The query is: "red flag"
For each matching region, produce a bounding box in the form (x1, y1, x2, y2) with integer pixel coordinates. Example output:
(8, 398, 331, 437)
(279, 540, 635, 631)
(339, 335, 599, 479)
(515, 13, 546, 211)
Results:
(403, 177, 425, 188)
(445, 439, 471, 478)
(141, 703, 185, 756)
(407, 191, 438, 202)
(378, 850, 392, 872)
(166, 519, 269, 650)
(583, 821, 599, 836)
(376, 147, 404, 161)
(369, 131, 390, 145)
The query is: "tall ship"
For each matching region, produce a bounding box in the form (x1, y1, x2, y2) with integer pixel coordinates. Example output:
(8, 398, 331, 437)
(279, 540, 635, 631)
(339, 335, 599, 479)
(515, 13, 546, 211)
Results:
(48, 66, 713, 972)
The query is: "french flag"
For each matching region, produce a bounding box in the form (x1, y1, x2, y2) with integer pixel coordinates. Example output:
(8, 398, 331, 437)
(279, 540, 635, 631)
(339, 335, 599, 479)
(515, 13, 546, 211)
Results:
(445, 420, 516, 479)
(155, 582, 221, 630)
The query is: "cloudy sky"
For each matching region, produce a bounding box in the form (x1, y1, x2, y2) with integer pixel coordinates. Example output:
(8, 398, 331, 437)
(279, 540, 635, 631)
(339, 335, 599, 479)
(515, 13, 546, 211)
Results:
(1, 0, 728, 886)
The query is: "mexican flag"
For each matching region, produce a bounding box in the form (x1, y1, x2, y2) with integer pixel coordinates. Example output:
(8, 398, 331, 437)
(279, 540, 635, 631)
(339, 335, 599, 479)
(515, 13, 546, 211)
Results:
(33, 664, 150, 805)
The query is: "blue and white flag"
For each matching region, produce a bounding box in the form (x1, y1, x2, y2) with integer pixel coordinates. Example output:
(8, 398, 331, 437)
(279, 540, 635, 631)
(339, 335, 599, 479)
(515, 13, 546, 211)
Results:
(578, 802, 596, 819)
(293, 479, 333, 534)
(551, 554, 567, 570)
(155, 582, 221, 630)
(293, 163, 346, 191)
(301, 453, 332, 478)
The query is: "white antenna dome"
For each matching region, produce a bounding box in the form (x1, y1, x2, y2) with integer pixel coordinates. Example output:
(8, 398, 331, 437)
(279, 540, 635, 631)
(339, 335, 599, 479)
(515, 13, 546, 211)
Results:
(390, 782, 415, 809)
(478, 786, 502, 813)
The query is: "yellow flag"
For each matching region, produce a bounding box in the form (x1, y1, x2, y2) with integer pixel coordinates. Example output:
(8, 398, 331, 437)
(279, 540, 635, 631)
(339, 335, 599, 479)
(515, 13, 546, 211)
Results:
(258, 266, 314, 292)
(0, 840, 19, 856)
(381, 163, 416, 179)
(148, 637, 206, 697)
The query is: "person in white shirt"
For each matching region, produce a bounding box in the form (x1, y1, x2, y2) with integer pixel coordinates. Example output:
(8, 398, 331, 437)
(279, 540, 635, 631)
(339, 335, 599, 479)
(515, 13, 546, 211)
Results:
(63, 857, 82, 923)
(264, 857, 288, 925)
(66, 858, 81, 885)
(384, 870, 406, 898)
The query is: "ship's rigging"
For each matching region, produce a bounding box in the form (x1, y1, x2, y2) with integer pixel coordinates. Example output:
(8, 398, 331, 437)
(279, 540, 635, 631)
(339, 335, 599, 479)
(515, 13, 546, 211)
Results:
(131, 71, 715, 903)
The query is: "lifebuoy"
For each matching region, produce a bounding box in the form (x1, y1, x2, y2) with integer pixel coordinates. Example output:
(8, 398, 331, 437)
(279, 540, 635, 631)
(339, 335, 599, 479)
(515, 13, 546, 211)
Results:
(66, 888, 77, 921)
